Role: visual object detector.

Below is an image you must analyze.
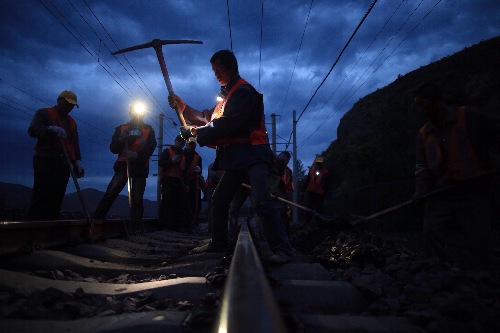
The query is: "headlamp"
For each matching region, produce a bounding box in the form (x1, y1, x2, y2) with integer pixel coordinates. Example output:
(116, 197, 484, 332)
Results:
(216, 88, 227, 102)
(130, 102, 146, 116)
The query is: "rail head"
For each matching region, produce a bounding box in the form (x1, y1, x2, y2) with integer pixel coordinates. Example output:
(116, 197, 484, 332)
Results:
(213, 222, 288, 333)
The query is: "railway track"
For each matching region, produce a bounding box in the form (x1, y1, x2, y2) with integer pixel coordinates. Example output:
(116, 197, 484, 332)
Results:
(0, 217, 461, 333)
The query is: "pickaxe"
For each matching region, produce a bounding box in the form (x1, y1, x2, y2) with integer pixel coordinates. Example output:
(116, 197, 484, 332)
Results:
(111, 39, 203, 127)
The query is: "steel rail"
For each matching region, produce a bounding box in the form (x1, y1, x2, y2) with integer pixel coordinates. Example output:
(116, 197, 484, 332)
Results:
(213, 221, 289, 333)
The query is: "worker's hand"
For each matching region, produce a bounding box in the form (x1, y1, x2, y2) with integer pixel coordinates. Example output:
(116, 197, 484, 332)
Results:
(48, 126, 67, 141)
(180, 126, 195, 140)
(123, 150, 138, 161)
(74, 160, 85, 178)
(168, 94, 186, 112)
(119, 131, 130, 142)
(194, 166, 201, 174)
(172, 155, 182, 163)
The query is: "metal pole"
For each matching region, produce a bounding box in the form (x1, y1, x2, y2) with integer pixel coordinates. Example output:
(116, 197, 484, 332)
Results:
(271, 113, 277, 154)
(292, 110, 298, 226)
(157, 114, 164, 217)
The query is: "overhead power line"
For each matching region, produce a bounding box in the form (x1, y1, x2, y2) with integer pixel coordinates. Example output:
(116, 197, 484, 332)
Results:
(285, 0, 378, 150)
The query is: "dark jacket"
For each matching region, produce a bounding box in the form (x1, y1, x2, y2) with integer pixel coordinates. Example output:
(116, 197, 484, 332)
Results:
(183, 75, 272, 171)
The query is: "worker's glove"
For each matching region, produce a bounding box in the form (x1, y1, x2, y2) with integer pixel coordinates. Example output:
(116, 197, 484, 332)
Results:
(168, 94, 186, 112)
(194, 166, 201, 174)
(48, 126, 67, 141)
(74, 160, 84, 178)
(123, 150, 138, 161)
(172, 155, 182, 163)
(180, 126, 195, 140)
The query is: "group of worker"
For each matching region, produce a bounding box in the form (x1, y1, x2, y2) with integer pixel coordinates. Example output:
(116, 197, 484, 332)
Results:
(27, 49, 499, 269)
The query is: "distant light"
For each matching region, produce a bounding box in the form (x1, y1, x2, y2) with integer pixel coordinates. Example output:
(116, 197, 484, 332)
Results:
(315, 171, 320, 176)
(131, 101, 146, 115)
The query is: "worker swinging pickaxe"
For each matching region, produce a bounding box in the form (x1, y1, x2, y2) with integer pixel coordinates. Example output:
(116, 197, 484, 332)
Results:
(111, 38, 202, 127)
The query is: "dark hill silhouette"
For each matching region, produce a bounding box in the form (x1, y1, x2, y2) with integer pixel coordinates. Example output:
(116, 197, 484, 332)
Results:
(0, 182, 157, 220)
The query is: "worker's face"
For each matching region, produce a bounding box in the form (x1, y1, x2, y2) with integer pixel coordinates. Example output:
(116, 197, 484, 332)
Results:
(212, 60, 234, 87)
(187, 142, 196, 151)
(57, 98, 76, 114)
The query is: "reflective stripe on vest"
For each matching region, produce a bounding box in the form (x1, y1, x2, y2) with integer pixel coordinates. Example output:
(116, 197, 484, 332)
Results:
(116, 125, 151, 167)
(420, 106, 493, 182)
(161, 147, 185, 178)
(208, 78, 268, 148)
(306, 167, 328, 195)
(36, 108, 78, 161)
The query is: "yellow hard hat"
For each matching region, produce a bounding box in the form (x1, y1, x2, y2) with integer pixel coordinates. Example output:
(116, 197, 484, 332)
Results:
(314, 156, 324, 163)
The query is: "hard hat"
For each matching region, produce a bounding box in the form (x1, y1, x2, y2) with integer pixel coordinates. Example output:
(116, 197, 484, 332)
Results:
(58, 90, 79, 108)
(314, 156, 324, 163)
(187, 137, 197, 144)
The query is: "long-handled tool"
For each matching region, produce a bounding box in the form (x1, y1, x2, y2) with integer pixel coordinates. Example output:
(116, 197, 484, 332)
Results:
(241, 183, 337, 221)
(350, 185, 456, 226)
(111, 39, 202, 127)
(59, 139, 93, 240)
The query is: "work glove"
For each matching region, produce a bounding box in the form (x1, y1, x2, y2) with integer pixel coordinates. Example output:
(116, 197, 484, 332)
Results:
(172, 155, 182, 163)
(180, 126, 195, 140)
(122, 150, 138, 161)
(194, 166, 201, 174)
(48, 126, 67, 140)
(74, 160, 85, 178)
(168, 94, 186, 112)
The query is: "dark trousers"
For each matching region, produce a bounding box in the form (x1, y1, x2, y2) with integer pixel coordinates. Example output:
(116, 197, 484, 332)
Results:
(211, 163, 292, 252)
(423, 187, 492, 269)
(94, 172, 146, 220)
(305, 191, 325, 224)
(29, 155, 70, 220)
(160, 177, 189, 231)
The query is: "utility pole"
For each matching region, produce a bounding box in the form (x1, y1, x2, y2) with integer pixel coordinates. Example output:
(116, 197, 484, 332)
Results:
(292, 110, 298, 226)
(270, 113, 277, 154)
(157, 114, 163, 217)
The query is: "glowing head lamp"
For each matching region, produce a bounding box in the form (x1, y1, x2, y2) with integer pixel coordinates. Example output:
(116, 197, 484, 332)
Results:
(130, 102, 146, 116)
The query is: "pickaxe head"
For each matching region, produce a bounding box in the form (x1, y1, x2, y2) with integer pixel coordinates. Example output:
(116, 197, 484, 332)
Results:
(111, 39, 202, 55)
(111, 38, 203, 128)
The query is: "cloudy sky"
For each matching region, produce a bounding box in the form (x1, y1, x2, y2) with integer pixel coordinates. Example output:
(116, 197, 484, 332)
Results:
(1, 0, 499, 202)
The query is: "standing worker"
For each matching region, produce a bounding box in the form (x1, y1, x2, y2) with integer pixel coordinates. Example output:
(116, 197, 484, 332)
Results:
(184, 137, 203, 230)
(301, 156, 330, 225)
(159, 135, 189, 232)
(412, 82, 499, 270)
(168, 49, 293, 260)
(272, 151, 294, 233)
(28, 90, 84, 220)
(93, 102, 156, 234)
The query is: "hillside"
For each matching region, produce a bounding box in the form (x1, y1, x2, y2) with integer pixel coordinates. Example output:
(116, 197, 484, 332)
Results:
(320, 36, 500, 221)
(0, 182, 157, 220)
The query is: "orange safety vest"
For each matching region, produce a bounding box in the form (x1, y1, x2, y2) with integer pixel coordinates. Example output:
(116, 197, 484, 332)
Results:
(161, 147, 185, 179)
(208, 78, 268, 148)
(419, 106, 494, 182)
(282, 166, 294, 193)
(36, 108, 78, 161)
(306, 167, 328, 195)
(116, 125, 151, 167)
(186, 152, 201, 175)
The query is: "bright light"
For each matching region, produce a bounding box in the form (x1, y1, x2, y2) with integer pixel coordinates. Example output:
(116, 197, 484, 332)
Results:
(131, 102, 146, 116)
(315, 171, 320, 176)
